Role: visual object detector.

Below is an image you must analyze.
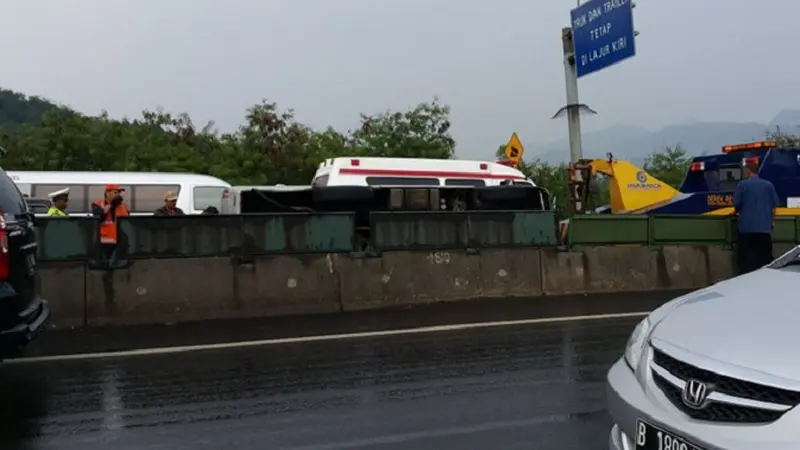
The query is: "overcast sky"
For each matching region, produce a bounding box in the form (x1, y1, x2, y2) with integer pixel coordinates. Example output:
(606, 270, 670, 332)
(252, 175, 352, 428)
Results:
(2, 0, 797, 159)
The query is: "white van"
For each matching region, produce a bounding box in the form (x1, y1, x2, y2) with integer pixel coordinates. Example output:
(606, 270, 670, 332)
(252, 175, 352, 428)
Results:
(7, 171, 232, 216)
(311, 157, 536, 188)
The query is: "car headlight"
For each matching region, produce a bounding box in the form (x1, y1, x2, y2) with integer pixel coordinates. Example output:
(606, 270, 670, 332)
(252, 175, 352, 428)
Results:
(624, 317, 651, 371)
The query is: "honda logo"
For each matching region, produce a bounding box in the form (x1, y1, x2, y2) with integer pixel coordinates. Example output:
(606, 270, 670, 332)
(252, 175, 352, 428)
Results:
(682, 379, 710, 409)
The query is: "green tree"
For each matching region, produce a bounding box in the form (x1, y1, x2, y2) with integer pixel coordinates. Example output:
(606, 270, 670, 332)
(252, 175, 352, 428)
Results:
(351, 98, 455, 159)
(307, 127, 356, 164)
(766, 126, 800, 148)
(0, 86, 693, 202)
(0, 91, 462, 186)
(643, 145, 691, 189)
(229, 101, 314, 185)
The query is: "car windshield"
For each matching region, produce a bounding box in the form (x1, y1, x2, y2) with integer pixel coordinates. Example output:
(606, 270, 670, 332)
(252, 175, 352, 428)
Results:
(768, 246, 800, 269)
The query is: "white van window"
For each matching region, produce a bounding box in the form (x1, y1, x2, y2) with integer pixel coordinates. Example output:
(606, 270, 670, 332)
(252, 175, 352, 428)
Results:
(33, 184, 88, 213)
(313, 175, 329, 187)
(15, 183, 32, 197)
(133, 185, 180, 212)
(194, 186, 225, 211)
(445, 179, 485, 187)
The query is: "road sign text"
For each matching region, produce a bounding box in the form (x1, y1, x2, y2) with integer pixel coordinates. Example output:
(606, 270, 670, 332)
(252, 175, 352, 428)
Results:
(570, 0, 636, 78)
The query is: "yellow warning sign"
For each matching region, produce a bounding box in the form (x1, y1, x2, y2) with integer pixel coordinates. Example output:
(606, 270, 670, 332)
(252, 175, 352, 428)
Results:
(503, 133, 524, 166)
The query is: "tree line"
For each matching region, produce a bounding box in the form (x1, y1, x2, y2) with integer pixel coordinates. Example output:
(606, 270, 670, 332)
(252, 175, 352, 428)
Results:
(0, 93, 455, 186)
(8, 88, 790, 210)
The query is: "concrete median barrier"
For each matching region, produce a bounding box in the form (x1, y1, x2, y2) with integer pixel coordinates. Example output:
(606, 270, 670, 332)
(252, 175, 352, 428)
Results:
(706, 246, 735, 283)
(542, 247, 661, 294)
(39, 262, 86, 328)
(42, 244, 741, 328)
(541, 246, 737, 296)
(233, 254, 341, 317)
(85, 258, 236, 326)
(582, 246, 661, 292)
(661, 246, 714, 289)
(540, 249, 585, 295)
(339, 251, 483, 311)
(477, 248, 543, 299)
(339, 248, 545, 311)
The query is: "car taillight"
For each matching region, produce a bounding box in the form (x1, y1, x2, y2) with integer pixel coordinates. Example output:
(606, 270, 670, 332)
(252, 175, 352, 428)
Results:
(689, 162, 705, 172)
(0, 212, 9, 280)
(222, 189, 231, 199)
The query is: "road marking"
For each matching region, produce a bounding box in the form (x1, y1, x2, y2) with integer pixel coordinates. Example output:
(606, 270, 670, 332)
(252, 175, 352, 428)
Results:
(6, 311, 648, 365)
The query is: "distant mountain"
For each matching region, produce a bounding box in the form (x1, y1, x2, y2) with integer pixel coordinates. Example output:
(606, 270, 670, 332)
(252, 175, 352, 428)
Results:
(531, 110, 800, 165)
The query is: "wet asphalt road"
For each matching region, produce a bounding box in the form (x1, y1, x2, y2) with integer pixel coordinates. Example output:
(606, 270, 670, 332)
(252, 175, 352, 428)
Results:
(0, 317, 641, 450)
(0, 292, 683, 450)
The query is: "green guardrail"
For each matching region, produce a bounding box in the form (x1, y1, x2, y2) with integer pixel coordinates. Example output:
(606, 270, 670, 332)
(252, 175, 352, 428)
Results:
(35, 211, 560, 260)
(369, 210, 558, 252)
(34, 214, 358, 260)
(568, 215, 800, 247)
(35, 217, 100, 262)
(40, 212, 797, 260)
(118, 213, 357, 258)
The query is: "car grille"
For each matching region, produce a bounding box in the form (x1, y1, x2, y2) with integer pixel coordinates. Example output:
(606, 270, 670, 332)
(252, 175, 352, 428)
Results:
(651, 347, 800, 423)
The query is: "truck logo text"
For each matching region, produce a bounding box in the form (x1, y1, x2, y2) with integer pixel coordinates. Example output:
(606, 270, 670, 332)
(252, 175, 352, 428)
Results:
(707, 194, 733, 207)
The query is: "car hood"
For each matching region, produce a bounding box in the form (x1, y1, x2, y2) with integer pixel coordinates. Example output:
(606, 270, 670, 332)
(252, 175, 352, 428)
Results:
(649, 266, 800, 385)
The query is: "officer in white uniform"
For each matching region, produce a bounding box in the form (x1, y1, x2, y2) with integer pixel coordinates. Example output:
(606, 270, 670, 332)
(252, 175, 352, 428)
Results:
(47, 188, 70, 216)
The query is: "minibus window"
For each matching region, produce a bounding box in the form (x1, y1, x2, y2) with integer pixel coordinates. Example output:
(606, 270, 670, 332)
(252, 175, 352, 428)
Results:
(132, 185, 180, 212)
(34, 184, 88, 213)
(194, 186, 226, 211)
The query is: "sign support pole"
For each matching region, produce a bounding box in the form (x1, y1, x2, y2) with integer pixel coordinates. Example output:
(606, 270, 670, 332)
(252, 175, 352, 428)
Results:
(561, 27, 584, 164)
(557, 0, 637, 215)
(552, 27, 596, 214)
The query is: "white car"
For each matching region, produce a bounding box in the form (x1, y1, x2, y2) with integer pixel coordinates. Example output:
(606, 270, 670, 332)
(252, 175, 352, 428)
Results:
(606, 246, 800, 450)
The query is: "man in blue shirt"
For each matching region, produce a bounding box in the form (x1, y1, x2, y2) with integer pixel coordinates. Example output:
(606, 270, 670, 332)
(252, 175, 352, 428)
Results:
(733, 163, 780, 274)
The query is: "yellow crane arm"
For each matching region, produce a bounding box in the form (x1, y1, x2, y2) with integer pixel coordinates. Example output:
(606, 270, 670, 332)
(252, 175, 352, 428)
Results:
(574, 157, 680, 214)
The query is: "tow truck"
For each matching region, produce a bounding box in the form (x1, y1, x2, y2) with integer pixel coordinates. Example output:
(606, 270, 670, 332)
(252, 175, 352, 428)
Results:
(562, 140, 800, 241)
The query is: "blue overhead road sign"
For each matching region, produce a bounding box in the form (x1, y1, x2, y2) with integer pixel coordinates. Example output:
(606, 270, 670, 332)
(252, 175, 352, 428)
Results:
(570, 0, 636, 78)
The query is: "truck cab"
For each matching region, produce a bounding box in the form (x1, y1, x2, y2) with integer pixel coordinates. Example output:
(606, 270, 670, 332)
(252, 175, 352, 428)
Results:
(651, 140, 800, 215)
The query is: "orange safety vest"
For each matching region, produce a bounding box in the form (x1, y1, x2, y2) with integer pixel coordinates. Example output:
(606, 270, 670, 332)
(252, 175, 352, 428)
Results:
(94, 200, 129, 244)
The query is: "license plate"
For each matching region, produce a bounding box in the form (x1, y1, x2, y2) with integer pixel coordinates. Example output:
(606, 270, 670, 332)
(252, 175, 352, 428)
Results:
(635, 419, 705, 450)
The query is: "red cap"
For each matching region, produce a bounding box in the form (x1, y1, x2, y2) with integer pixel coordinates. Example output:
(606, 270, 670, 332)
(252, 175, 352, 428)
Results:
(105, 184, 125, 192)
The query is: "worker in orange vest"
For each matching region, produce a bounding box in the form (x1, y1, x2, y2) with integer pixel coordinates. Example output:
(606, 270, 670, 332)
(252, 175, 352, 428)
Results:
(91, 184, 130, 261)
